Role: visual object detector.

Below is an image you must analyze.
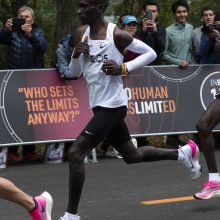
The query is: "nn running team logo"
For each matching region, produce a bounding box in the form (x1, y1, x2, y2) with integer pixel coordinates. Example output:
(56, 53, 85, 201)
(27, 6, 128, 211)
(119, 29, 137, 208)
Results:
(200, 71, 220, 110)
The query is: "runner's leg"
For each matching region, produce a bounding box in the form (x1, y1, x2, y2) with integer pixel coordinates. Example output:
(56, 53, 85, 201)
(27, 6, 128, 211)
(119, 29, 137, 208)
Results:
(67, 136, 93, 214)
(109, 120, 201, 180)
(67, 106, 128, 214)
(196, 98, 220, 173)
(108, 121, 178, 163)
(0, 177, 35, 210)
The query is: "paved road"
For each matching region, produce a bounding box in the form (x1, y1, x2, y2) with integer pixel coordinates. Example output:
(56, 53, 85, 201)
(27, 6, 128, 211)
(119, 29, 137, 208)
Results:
(1, 151, 220, 220)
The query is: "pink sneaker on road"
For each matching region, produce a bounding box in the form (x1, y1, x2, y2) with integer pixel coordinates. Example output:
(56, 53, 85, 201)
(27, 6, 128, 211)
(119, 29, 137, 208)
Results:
(194, 181, 220, 199)
(29, 191, 53, 220)
(178, 140, 202, 180)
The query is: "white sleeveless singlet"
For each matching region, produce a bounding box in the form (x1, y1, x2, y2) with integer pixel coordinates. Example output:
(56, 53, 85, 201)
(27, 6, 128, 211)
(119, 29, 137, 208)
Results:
(81, 23, 128, 108)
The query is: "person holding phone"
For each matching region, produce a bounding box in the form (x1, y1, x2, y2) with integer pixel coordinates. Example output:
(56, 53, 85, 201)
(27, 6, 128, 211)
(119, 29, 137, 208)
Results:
(0, 5, 47, 69)
(0, 5, 47, 164)
(137, 0, 167, 149)
(143, 10, 155, 31)
(138, 0, 166, 65)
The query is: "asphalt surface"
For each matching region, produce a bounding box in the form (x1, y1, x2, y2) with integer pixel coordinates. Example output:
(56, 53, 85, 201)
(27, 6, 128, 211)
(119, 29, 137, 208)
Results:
(1, 151, 220, 220)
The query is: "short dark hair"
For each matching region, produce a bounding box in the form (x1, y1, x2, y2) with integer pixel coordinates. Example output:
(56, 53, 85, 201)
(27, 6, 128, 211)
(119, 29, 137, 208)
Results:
(89, 0, 108, 13)
(171, 0, 189, 14)
(201, 6, 215, 17)
(143, 0, 158, 11)
(92, 0, 109, 6)
(118, 14, 127, 25)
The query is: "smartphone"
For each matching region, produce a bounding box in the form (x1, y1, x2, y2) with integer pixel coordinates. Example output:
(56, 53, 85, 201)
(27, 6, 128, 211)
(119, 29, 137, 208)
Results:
(145, 11, 153, 20)
(12, 18, 25, 32)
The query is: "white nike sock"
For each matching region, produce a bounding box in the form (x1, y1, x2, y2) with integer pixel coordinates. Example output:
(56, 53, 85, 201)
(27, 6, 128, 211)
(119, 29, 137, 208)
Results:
(209, 173, 220, 182)
(64, 212, 80, 220)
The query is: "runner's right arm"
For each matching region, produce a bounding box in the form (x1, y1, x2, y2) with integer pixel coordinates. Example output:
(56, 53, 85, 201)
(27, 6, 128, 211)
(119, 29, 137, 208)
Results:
(69, 26, 88, 78)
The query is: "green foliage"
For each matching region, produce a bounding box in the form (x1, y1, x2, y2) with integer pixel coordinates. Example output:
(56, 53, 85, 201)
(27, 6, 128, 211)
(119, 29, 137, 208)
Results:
(33, 0, 56, 67)
(189, 0, 220, 27)
(109, 0, 145, 24)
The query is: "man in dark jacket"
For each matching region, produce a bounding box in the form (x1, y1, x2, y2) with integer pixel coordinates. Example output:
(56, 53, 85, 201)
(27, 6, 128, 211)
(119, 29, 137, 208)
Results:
(0, 5, 47, 69)
(138, 0, 165, 65)
(0, 5, 47, 163)
(199, 11, 220, 64)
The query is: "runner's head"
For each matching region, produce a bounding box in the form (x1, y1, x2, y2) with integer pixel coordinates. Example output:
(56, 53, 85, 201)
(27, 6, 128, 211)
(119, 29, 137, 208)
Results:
(77, 0, 109, 25)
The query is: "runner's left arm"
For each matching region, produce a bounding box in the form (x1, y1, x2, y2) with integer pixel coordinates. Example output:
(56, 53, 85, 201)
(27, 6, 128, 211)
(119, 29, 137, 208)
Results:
(125, 38, 157, 72)
(103, 27, 156, 76)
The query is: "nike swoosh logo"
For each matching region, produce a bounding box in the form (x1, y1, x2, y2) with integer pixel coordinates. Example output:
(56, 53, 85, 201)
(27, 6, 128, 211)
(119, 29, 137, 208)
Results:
(188, 155, 194, 169)
(85, 130, 93, 135)
(100, 43, 109, 49)
(39, 200, 45, 213)
(39, 200, 47, 220)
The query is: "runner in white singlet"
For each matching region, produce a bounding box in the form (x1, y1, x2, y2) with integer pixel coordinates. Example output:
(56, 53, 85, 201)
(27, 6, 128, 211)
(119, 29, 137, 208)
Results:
(59, 1, 202, 219)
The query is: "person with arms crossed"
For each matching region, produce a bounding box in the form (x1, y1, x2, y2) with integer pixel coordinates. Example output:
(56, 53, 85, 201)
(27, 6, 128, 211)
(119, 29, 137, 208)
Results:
(59, 0, 202, 219)
(0, 177, 52, 219)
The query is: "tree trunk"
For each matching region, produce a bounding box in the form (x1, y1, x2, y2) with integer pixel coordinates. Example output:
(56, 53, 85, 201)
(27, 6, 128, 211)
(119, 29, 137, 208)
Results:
(11, 0, 28, 16)
(55, 0, 78, 44)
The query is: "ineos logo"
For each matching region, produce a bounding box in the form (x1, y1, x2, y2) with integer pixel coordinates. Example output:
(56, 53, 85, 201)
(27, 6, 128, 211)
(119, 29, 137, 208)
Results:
(89, 54, 108, 63)
(200, 71, 220, 110)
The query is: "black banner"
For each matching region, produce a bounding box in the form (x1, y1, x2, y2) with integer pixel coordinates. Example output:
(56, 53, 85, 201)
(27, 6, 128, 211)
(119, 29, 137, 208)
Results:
(124, 65, 220, 136)
(0, 65, 220, 146)
(0, 69, 92, 146)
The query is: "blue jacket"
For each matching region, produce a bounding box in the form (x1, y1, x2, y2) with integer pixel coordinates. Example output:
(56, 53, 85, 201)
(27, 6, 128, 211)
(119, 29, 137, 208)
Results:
(56, 35, 74, 79)
(0, 24, 47, 69)
(199, 34, 220, 64)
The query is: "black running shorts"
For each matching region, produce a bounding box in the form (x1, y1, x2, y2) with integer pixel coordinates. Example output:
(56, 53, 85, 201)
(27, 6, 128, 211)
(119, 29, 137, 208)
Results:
(79, 106, 131, 148)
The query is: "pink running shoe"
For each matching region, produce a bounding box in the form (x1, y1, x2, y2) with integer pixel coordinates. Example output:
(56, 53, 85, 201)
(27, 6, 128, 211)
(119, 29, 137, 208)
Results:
(29, 191, 53, 220)
(178, 140, 202, 180)
(194, 181, 220, 199)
